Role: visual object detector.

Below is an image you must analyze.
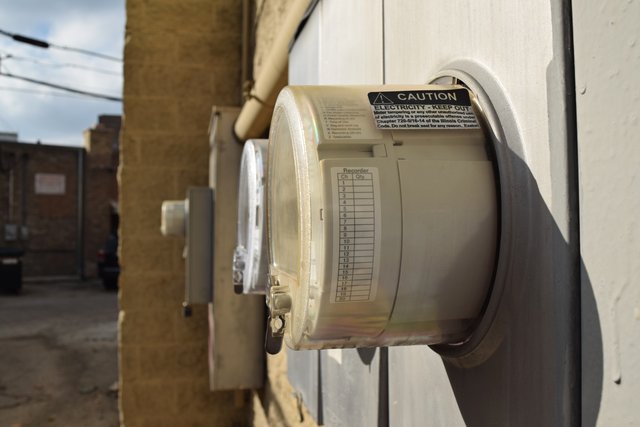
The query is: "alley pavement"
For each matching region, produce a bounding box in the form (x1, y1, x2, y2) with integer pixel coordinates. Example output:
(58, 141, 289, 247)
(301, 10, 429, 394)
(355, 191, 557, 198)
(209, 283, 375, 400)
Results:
(0, 279, 119, 427)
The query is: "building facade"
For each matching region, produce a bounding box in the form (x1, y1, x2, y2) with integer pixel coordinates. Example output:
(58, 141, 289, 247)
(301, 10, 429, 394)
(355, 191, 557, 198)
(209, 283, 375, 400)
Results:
(0, 115, 120, 279)
(118, 1, 640, 426)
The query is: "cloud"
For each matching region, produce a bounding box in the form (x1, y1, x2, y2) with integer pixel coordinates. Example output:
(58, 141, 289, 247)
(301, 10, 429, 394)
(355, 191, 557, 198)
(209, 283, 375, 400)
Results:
(0, 0, 124, 146)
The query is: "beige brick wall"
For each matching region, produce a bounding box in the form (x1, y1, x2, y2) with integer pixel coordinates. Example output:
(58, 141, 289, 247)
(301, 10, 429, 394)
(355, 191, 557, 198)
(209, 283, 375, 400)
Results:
(119, 0, 247, 425)
(120, 0, 322, 425)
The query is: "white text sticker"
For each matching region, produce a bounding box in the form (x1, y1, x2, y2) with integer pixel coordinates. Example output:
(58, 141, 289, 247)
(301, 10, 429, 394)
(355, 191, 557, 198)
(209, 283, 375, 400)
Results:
(318, 96, 383, 140)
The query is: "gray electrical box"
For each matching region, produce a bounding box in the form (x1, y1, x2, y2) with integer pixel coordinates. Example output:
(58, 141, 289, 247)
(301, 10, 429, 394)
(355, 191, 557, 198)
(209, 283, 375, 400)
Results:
(185, 187, 214, 305)
(161, 187, 214, 309)
(160, 109, 265, 391)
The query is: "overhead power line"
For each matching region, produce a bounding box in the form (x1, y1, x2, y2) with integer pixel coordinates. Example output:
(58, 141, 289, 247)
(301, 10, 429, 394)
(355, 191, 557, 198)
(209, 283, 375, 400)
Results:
(0, 85, 110, 101)
(0, 28, 122, 62)
(0, 52, 121, 76)
(0, 71, 122, 102)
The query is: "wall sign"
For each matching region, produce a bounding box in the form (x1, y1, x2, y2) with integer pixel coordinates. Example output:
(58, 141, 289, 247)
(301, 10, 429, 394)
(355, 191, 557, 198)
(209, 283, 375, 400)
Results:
(35, 173, 66, 195)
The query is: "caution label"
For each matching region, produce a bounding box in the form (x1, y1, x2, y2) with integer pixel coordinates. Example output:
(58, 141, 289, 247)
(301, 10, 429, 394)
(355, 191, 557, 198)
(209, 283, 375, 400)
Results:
(367, 89, 480, 130)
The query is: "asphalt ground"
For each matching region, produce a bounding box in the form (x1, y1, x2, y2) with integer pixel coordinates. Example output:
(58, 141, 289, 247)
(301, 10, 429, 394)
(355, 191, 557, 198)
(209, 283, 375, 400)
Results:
(0, 279, 119, 427)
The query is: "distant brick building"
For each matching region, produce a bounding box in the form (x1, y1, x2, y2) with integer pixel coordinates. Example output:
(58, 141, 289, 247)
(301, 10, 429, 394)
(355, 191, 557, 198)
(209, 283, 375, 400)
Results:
(0, 115, 120, 278)
(0, 138, 81, 277)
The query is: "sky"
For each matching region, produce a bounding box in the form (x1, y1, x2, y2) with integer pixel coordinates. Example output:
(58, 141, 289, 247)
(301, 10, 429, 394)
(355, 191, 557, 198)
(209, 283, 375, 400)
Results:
(0, 0, 124, 146)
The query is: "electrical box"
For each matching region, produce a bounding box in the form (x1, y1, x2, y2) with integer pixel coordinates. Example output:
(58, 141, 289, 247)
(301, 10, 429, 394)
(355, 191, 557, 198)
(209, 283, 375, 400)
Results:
(159, 109, 265, 391)
(266, 84, 498, 351)
(207, 107, 264, 390)
(160, 186, 214, 310)
(233, 139, 269, 295)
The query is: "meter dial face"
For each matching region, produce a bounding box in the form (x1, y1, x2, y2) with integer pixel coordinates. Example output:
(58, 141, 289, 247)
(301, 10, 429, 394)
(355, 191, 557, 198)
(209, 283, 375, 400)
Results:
(233, 139, 269, 295)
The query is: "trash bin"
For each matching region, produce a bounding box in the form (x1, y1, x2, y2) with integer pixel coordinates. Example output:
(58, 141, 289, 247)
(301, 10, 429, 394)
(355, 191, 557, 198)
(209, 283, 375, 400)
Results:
(0, 247, 24, 294)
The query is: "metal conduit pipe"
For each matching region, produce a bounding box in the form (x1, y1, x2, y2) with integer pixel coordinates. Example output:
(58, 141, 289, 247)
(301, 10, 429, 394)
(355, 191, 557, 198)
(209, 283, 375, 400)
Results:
(234, 0, 312, 140)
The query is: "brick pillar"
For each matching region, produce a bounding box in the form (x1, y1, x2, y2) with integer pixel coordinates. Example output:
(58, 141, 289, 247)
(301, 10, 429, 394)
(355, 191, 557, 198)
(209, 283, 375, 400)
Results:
(83, 116, 120, 279)
(118, 1, 246, 425)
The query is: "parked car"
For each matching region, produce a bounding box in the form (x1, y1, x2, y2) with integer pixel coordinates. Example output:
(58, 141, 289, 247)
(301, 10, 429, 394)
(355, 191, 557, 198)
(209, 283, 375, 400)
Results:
(0, 247, 24, 294)
(97, 234, 119, 290)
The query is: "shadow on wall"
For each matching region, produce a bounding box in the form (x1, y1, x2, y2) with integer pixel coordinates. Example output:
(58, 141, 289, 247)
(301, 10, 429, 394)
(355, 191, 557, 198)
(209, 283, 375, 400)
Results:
(438, 50, 603, 425)
(441, 147, 602, 426)
(357, 347, 376, 365)
(581, 268, 602, 426)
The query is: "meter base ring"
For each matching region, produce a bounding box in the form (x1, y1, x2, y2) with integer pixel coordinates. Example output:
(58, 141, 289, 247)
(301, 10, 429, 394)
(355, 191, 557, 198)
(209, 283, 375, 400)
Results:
(428, 63, 529, 368)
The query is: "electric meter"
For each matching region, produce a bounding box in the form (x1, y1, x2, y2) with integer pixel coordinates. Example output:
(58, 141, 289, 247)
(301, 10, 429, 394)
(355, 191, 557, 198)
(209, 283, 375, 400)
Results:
(266, 85, 498, 351)
(233, 139, 269, 295)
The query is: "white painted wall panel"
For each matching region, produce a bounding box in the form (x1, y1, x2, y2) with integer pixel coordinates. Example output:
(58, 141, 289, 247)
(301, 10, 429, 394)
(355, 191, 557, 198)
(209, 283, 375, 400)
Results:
(321, 349, 382, 427)
(287, 349, 322, 423)
(574, 1, 640, 425)
(389, 347, 465, 426)
(384, 1, 577, 425)
(289, 2, 320, 86)
(290, 0, 383, 85)
(384, 0, 554, 199)
(318, 0, 383, 84)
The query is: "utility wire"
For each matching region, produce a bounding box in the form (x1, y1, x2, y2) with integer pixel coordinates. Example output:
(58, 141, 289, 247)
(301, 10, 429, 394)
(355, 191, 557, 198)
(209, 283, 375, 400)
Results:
(0, 52, 121, 76)
(0, 28, 122, 62)
(0, 59, 13, 74)
(0, 85, 109, 101)
(0, 71, 122, 102)
(1, 57, 116, 92)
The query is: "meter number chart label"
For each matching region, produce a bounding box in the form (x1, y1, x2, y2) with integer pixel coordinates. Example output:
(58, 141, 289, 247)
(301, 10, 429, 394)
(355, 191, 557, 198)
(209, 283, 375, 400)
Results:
(330, 167, 381, 304)
(367, 88, 480, 130)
